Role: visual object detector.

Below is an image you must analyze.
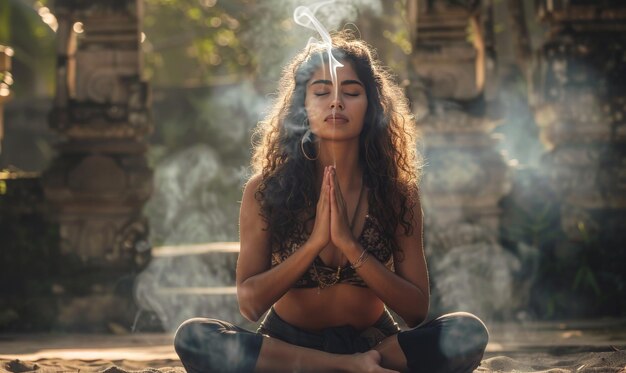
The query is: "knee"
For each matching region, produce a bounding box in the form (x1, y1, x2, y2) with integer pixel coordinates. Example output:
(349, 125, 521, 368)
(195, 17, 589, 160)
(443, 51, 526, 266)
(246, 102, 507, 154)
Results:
(440, 312, 489, 357)
(174, 318, 262, 373)
(174, 318, 222, 357)
(461, 313, 488, 346)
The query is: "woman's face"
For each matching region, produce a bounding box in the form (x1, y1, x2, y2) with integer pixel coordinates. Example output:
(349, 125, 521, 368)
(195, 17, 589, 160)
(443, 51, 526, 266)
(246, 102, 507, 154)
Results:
(304, 60, 368, 142)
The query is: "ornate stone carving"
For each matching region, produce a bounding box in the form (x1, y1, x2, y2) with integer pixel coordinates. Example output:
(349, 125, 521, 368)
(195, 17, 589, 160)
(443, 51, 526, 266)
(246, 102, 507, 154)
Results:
(43, 143, 152, 267)
(49, 0, 150, 140)
(42, 0, 152, 271)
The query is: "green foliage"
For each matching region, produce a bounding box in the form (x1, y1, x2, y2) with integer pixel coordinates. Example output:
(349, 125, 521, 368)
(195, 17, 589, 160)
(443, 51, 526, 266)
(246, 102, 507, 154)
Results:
(143, 0, 413, 89)
(571, 223, 601, 296)
(0, 1, 10, 43)
(381, 1, 412, 56)
(0, 0, 56, 97)
(143, 0, 256, 86)
(533, 225, 625, 319)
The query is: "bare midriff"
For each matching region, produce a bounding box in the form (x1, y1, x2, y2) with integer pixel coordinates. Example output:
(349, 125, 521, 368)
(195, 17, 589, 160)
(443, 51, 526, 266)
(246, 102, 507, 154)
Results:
(273, 284, 385, 332)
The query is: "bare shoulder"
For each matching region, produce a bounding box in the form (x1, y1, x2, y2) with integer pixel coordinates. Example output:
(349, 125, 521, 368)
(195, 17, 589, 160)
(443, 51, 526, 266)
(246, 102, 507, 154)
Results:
(240, 173, 267, 232)
(237, 173, 271, 286)
(244, 173, 263, 196)
(241, 173, 263, 210)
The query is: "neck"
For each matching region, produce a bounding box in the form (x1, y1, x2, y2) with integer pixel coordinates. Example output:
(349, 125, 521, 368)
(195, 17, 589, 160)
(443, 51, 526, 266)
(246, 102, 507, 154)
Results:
(316, 139, 362, 190)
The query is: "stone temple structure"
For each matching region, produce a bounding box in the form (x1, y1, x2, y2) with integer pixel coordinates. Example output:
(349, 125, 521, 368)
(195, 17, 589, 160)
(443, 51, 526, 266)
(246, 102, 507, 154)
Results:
(40, 0, 153, 331)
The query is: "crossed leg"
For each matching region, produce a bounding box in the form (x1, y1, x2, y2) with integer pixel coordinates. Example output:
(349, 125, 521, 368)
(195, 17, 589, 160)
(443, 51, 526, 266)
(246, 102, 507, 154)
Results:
(375, 312, 489, 373)
(175, 312, 488, 373)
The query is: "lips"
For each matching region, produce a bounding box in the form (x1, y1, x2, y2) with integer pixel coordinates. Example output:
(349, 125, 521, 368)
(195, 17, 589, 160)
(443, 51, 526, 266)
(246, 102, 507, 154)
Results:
(324, 113, 348, 122)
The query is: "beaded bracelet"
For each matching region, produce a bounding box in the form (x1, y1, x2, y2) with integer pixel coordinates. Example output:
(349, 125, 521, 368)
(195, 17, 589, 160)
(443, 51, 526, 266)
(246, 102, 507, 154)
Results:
(351, 250, 370, 269)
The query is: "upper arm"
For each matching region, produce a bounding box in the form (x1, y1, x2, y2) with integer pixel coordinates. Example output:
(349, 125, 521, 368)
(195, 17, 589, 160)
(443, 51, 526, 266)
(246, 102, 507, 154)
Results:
(236, 174, 271, 286)
(393, 191, 429, 301)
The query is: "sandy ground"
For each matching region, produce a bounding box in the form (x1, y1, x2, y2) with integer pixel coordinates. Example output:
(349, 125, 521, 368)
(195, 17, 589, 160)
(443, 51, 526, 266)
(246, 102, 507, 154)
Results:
(2, 352, 626, 372)
(1, 319, 626, 372)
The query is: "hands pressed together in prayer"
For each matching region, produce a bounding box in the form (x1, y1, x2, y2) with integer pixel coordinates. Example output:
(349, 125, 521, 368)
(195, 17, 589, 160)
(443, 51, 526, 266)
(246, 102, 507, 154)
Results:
(309, 165, 360, 254)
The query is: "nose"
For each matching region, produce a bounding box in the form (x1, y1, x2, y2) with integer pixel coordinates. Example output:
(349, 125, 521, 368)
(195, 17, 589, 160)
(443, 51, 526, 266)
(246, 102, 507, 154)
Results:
(330, 96, 344, 110)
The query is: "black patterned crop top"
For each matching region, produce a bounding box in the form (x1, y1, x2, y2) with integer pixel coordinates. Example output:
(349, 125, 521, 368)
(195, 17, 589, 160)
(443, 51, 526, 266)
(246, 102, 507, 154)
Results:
(271, 214, 395, 288)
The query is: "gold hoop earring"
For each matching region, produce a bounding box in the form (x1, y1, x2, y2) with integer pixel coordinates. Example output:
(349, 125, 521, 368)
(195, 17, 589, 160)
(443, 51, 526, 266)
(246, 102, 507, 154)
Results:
(300, 129, 319, 161)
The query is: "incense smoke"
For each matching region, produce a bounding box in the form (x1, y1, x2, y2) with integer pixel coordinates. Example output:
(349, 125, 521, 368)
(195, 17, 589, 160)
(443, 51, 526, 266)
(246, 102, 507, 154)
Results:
(293, 1, 344, 98)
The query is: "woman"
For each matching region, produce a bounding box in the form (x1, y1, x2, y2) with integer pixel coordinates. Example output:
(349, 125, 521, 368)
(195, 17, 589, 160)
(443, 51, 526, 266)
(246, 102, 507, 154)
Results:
(174, 32, 489, 373)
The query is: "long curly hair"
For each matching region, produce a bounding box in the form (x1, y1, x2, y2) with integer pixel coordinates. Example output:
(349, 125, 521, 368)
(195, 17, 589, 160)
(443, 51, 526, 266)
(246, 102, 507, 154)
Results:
(251, 31, 422, 257)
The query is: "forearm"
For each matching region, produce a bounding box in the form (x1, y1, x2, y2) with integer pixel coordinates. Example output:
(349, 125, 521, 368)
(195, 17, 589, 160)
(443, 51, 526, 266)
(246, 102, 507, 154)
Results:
(237, 240, 321, 321)
(344, 242, 429, 327)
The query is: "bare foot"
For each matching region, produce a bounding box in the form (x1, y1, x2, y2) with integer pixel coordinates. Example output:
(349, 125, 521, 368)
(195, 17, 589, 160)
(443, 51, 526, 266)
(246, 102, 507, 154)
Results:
(348, 350, 400, 373)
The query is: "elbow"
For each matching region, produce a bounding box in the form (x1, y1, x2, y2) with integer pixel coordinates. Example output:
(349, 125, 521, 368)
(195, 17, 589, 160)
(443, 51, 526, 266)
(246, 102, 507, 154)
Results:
(237, 283, 264, 322)
(238, 300, 262, 322)
(239, 304, 262, 322)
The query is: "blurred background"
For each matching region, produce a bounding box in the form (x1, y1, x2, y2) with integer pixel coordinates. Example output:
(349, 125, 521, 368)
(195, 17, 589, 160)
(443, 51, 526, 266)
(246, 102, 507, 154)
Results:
(0, 0, 624, 334)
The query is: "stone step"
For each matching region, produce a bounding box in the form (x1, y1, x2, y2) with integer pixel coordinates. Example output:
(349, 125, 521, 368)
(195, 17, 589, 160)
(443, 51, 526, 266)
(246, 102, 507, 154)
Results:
(153, 242, 240, 257)
(135, 242, 249, 331)
(146, 242, 240, 287)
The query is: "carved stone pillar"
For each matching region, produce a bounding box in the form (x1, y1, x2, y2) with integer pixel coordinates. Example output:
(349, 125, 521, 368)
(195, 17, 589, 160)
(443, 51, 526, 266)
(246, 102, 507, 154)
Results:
(406, 1, 519, 319)
(41, 0, 152, 330)
(0, 45, 13, 153)
(533, 1, 626, 243)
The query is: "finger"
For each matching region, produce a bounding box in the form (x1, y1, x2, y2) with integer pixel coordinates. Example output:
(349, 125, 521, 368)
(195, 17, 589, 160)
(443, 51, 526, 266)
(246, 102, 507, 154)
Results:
(330, 168, 344, 207)
(326, 170, 334, 208)
(325, 167, 332, 197)
(331, 167, 340, 192)
(327, 167, 332, 189)
(318, 167, 329, 212)
(330, 185, 346, 229)
(322, 181, 330, 212)
(330, 182, 343, 223)
(321, 172, 330, 211)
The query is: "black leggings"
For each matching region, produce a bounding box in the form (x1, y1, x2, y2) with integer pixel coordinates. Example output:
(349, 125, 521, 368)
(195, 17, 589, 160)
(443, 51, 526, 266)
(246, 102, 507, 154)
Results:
(174, 309, 488, 373)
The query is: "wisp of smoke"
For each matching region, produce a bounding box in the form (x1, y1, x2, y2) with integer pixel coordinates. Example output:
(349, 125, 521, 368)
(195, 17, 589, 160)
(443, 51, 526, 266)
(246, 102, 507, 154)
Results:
(293, 1, 344, 99)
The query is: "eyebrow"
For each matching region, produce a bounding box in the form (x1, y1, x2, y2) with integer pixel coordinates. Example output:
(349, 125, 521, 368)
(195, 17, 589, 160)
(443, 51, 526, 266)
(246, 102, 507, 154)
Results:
(310, 79, 364, 87)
